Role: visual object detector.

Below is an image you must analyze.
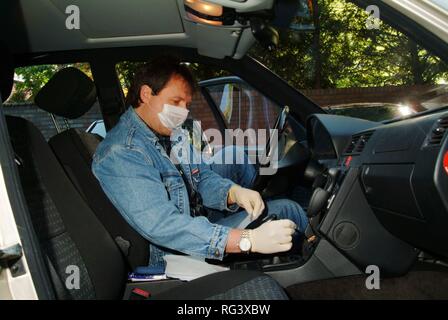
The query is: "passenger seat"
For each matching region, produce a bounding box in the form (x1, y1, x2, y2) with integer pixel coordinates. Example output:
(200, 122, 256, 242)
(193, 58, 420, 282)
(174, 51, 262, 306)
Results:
(34, 67, 149, 270)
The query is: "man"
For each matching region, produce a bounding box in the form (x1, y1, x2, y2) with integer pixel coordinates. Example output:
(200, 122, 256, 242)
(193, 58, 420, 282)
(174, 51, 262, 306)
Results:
(92, 57, 308, 270)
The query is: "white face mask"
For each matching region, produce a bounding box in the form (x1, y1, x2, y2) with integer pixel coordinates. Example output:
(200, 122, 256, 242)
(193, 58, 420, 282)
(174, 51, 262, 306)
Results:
(157, 103, 189, 130)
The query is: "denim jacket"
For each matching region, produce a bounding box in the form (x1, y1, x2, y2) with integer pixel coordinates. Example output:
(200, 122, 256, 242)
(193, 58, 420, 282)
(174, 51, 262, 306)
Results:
(92, 107, 237, 269)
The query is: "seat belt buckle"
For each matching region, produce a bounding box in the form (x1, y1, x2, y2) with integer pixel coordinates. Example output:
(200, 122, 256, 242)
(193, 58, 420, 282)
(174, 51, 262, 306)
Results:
(130, 288, 151, 300)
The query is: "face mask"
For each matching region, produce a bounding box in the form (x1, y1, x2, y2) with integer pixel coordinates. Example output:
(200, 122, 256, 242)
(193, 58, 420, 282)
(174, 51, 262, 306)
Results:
(157, 103, 189, 130)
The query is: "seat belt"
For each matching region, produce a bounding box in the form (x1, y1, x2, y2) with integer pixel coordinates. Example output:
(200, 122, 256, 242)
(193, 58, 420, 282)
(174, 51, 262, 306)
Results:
(175, 163, 207, 217)
(157, 130, 207, 218)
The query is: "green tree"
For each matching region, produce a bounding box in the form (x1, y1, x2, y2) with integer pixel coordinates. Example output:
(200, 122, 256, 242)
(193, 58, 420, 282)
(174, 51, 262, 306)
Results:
(249, 0, 448, 89)
(8, 63, 91, 103)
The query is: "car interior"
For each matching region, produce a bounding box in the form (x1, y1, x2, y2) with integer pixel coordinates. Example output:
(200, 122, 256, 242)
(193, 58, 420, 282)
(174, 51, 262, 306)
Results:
(1, 0, 448, 300)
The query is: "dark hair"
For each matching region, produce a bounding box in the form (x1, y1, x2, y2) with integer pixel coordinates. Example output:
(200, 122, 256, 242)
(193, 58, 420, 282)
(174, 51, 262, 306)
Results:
(125, 56, 196, 108)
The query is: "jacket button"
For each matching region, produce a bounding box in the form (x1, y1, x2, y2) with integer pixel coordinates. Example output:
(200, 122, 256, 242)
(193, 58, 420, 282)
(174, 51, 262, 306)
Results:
(214, 249, 220, 257)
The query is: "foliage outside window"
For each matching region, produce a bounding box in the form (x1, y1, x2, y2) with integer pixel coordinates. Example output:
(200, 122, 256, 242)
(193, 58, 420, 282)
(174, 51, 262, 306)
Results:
(248, 0, 448, 121)
(250, 0, 448, 90)
(7, 63, 91, 104)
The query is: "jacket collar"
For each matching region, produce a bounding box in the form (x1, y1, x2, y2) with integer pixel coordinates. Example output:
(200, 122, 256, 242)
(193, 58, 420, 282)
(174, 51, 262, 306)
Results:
(124, 106, 159, 144)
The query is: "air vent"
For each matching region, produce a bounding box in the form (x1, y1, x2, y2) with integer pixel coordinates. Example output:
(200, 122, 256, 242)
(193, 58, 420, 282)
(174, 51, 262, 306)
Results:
(345, 135, 360, 154)
(427, 116, 448, 146)
(344, 131, 374, 155)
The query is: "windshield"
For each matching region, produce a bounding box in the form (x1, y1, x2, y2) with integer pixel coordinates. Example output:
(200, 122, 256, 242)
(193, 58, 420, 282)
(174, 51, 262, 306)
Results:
(249, 0, 448, 122)
(428, 0, 448, 12)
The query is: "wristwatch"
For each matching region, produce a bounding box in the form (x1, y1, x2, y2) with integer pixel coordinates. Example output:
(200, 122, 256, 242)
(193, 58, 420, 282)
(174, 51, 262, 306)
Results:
(238, 230, 252, 253)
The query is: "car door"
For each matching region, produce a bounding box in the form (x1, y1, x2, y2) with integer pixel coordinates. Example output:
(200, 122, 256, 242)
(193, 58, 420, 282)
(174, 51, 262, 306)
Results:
(0, 97, 38, 300)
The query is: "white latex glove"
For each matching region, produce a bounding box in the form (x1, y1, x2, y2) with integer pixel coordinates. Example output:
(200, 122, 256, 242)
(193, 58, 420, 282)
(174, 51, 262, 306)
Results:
(228, 185, 265, 220)
(250, 219, 297, 254)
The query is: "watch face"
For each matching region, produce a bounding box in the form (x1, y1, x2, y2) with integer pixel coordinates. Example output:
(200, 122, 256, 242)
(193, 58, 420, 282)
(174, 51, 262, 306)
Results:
(239, 238, 251, 252)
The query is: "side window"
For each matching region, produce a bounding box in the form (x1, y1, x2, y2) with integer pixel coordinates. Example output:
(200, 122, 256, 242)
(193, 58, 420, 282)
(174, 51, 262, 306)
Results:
(205, 82, 280, 131)
(188, 90, 221, 131)
(3, 63, 100, 140)
(187, 90, 223, 154)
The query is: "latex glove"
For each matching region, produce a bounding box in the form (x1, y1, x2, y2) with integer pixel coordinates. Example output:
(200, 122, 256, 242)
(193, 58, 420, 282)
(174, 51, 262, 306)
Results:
(228, 185, 265, 220)
(250, 219, 297, 254)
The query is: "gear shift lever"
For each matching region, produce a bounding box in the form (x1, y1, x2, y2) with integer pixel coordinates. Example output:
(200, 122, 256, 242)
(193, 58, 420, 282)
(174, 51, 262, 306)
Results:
(245, 201, 278, 229)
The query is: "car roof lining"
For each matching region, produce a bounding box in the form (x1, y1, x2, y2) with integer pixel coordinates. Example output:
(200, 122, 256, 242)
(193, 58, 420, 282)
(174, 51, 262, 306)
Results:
(0, 0, 270, 59)
(4, 0, 448, 63)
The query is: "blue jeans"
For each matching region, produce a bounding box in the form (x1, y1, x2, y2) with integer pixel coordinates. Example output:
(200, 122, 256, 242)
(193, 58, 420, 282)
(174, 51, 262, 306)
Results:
(208, 146, 308, 232)
(209, 146, 257, 189)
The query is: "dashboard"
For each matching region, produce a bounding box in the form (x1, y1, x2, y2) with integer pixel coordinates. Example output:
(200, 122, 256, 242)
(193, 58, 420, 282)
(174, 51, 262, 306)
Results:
(304, 109, 448, 272)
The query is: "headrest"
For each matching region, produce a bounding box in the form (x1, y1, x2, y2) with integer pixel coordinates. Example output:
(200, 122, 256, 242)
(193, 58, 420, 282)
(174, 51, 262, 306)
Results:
(0, 43, 14, 103)
(35, 67, 97, 119)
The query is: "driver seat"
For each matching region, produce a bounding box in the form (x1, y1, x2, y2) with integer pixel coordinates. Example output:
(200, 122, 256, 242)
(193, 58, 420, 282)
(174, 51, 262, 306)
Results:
(5, 113, 289, 300)
(34, 67, 149, 270)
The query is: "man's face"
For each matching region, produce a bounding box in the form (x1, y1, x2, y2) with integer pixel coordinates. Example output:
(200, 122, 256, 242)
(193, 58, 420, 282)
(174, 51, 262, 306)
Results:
(136, 74, 192, 136)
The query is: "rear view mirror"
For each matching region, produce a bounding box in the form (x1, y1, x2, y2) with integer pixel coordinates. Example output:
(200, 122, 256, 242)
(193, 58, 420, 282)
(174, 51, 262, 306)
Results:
(272, 0, 315, 32)
(250, 17, 279, 51)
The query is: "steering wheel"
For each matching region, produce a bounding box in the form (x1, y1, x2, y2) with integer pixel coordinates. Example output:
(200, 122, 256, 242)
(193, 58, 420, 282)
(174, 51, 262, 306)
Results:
(251, 106, 291, 192)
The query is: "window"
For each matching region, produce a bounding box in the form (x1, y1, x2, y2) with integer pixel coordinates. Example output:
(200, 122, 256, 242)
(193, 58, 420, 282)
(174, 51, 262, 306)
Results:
(188, 90, 221, 131)
(3, 63, 99, 140)
(249, 0, 448, 122)
(205, 81, 280, 130)
(428, 0, 448, 12)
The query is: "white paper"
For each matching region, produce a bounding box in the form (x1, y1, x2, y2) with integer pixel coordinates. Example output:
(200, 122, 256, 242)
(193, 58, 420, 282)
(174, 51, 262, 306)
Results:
(164, 254, 229, 281)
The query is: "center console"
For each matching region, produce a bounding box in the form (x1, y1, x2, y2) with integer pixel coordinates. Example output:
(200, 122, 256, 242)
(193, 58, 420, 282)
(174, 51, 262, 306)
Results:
(205, 157, 418, 288)
(306, 165, 418, 275)
(261, 161, 419, 287)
